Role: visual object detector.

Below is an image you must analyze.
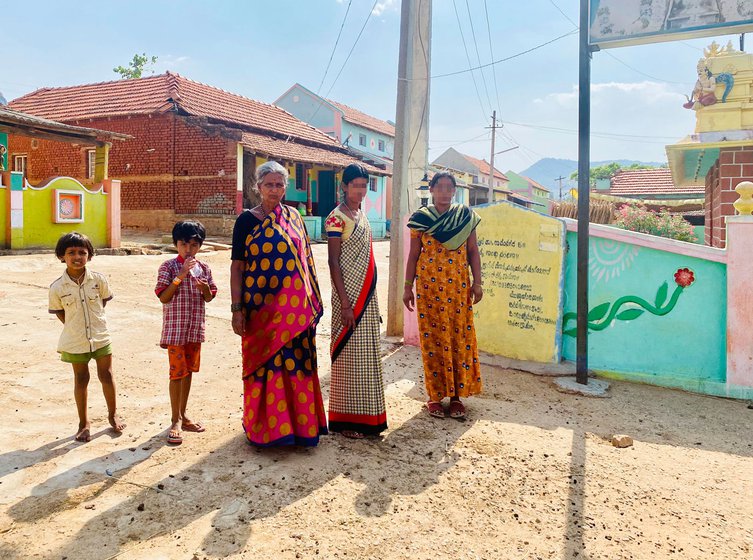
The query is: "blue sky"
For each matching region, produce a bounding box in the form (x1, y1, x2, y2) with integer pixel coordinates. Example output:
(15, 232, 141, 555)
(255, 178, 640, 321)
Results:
(3, 0, 745, 174)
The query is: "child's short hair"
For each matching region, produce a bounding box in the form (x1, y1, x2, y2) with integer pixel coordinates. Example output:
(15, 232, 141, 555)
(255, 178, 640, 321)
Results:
(172, 220, 206, 245)
(55, 232, 95, 260)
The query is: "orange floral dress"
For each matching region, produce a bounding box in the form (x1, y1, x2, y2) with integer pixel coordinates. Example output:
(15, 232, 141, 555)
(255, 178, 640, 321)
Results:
(411, 230, 482, 401)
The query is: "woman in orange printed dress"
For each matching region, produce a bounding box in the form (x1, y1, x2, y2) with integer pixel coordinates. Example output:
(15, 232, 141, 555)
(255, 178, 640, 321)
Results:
(403, 172, 483, 419)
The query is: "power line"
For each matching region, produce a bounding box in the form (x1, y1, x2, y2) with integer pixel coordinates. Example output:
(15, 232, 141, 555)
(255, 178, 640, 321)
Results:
(322, 0, 380, 98)
(451, 0, 488, 120)
(432, 28, 578, 78)
(483, 0, 503, 115)
(603, 51, 693, 85)
(309, 0, 379, 122)
(544, 0, 693, 86)
(431, 131, 490, 145)
(546, 0, 577, 26)
(503, 120, 682, 139)
(503, 120, 679, 144)
(464, 0, 494, 113)
(316, 0, 353, 95)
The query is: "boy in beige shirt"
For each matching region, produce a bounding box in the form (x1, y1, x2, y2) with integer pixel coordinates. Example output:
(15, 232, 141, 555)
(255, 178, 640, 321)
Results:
(49, 232, 125, 442)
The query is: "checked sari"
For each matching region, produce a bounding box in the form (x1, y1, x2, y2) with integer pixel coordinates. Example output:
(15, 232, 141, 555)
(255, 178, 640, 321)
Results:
(326, 210, 387, 435)
(241, 204, 328, 447)
(407, 204, 482, 402)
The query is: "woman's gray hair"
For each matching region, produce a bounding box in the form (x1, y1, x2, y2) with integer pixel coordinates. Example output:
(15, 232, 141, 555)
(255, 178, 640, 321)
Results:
(255, 161, 289, 184)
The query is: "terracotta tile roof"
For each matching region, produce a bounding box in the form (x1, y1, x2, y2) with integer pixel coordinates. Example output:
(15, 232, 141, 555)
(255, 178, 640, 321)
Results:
(609, 168, 704, 197)
(459, 153, 508, 181)
(508, 191, 535, 204)
(10, 72, 339, 148)
(325, 98, 395, 137)
(523, 175, 551, 193)
(0, 106, 130, 143)
(240, 132, 387, 175)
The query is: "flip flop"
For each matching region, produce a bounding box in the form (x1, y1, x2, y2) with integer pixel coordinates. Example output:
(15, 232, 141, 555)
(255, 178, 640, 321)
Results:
(167, 429, 183, 445)
(181, 421, 206, 433)
(426, 401, 445, 418)
(449, 400, 466, 419)
(341, 430, 365, 439)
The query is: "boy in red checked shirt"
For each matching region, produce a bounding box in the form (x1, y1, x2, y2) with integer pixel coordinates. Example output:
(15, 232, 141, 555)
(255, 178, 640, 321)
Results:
(155, 221, 217, 445)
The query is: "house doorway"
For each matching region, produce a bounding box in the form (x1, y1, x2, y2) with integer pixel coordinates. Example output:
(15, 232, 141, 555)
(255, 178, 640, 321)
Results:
(318, 170, 337, 218)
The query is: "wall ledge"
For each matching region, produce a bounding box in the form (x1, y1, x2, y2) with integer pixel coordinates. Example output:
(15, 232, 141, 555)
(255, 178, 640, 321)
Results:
(562, 218, 727, 264)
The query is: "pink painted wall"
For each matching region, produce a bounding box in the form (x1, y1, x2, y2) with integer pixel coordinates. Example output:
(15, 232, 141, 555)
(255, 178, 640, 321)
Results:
(725, 216, 753, 387)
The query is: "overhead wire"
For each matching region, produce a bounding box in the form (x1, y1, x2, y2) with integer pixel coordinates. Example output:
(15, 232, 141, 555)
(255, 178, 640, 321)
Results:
(483, 0, 503, 115)
(464, 0, 494, 114)
(315, 0, 353, 95)
(545, 0, 692, 85)
(432, 28, 579, 79)
(308, 0, 379, 122)
(451, 0, 489, 120)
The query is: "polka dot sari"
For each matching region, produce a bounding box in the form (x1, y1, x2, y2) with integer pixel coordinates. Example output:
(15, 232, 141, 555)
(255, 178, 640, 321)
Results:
(241, 205, 328, 447)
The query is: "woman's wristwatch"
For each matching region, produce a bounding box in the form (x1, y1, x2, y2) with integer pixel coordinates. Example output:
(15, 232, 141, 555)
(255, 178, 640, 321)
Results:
(230, 302, 242, 313)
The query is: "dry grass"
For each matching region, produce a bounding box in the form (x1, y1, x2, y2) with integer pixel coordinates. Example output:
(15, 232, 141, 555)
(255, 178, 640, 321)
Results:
(550, 200, 616, 224)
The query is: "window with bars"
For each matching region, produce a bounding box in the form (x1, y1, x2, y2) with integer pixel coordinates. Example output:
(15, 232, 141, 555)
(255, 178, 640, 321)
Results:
(369, 177, 377, 192)
(378, 139, 385, 152)
(295, 163, 305, 190)
(359, 134, 367, 147)
(86, 150, 96, 179)
(13, 154, 27, 174)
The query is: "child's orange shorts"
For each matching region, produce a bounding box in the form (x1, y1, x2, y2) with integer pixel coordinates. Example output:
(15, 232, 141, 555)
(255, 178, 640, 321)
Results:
(167, 343, 201, 380)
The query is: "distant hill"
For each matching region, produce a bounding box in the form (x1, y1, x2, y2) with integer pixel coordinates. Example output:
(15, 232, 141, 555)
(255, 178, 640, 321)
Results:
(518, 158, 666, 198)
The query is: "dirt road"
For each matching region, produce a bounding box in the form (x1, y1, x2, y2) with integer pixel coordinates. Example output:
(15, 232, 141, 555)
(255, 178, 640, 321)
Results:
(0, 240, 751, 559)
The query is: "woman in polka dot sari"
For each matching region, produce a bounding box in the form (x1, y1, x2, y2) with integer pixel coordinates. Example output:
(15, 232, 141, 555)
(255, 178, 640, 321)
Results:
(230, 161, 328, 447)
(403, 172, 484, 420)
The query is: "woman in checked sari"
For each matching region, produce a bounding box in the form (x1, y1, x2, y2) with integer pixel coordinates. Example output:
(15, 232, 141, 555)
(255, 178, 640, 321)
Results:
(230, 161, 328, 447)
(403, 172, 483, 420)
(325, 164, 387, 439)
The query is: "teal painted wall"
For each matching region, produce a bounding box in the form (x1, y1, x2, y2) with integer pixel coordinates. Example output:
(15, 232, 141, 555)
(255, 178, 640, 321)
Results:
(693, 225, 705, 244)
(562, 231, 727, 383)
(0, 133, 7, 171)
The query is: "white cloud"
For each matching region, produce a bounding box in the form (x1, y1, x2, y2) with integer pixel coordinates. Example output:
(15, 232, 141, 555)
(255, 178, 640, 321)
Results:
(372, 0, 398, 16)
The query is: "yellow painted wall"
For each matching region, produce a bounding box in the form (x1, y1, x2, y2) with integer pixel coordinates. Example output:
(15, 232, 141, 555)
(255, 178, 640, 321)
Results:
(23, 178, 108, 248)
(473, 202, 566, 363)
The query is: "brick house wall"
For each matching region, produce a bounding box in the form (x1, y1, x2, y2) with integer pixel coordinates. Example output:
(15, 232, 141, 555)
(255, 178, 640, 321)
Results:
(705, 146, 753, 248)
(8, 113, 240, 230)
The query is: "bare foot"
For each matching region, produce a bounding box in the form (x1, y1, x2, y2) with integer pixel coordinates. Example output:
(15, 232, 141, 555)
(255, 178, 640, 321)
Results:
(181, 419, 206, 433)
(109, 413, 126, 433)
(167, 422, 182, 445)
(75, 422, 91, 442)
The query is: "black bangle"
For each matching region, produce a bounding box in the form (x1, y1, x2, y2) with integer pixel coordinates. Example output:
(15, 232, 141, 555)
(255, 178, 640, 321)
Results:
(230, 303, 242, 313)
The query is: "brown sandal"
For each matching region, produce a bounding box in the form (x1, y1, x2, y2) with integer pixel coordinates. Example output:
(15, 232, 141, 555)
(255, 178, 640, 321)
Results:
(449, 400, 466, 419)
(426, 401, 445, 418)
(341, 430, 365, 439)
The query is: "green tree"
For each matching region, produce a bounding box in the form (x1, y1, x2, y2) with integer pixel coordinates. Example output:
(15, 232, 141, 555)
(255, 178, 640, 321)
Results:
(570, 162, 666, 186)
(113, 53, 158, 79)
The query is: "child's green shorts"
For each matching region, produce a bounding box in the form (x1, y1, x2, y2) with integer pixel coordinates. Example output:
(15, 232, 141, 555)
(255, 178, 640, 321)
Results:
(60, 343, 113, 364)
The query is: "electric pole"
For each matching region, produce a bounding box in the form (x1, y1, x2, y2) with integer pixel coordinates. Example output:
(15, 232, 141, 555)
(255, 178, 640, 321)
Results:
(555, 175, 566, 200)
(387, 0, 432, 337)
(488, 110, 497, 203)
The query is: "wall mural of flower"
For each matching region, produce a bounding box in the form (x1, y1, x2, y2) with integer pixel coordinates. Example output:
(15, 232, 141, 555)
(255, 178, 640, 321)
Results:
(562, 267, 696, 337)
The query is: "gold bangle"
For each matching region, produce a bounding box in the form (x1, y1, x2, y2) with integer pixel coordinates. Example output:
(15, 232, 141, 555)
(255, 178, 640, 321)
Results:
(404, 280, 413, 288)
(172, 277, 182, 286)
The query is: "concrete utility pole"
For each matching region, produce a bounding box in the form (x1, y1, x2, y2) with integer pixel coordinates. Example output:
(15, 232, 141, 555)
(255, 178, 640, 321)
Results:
(555, 175, 566, 200)
(387, 0, 432, 337)
(488, 110, 497, 203)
